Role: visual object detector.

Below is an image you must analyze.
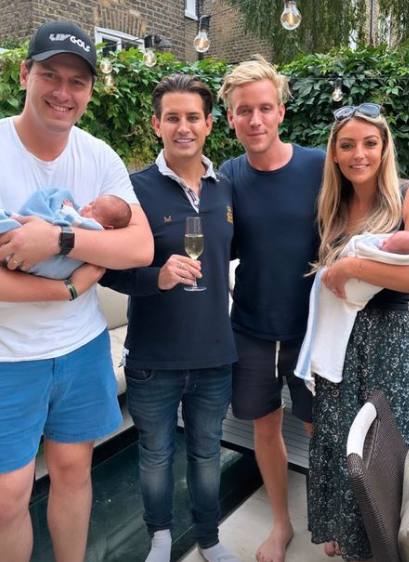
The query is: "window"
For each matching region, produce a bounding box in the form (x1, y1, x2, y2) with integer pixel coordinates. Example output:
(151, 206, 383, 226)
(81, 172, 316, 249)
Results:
(185, 0, 197, 20)
(94, 27, 143, 56)
(378, 13, 392, 46)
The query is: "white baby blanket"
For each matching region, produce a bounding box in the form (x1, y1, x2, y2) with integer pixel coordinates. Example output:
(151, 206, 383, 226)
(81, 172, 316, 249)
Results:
(295, 233, 409, 393)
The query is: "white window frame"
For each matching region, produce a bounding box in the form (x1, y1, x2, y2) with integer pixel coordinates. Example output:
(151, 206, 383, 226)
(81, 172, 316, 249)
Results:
(185, 0, 197, 20)
(94, 27, 143, 52)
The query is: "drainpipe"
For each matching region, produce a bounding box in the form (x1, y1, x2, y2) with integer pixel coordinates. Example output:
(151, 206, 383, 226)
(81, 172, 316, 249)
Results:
(369, 0, 375, 46)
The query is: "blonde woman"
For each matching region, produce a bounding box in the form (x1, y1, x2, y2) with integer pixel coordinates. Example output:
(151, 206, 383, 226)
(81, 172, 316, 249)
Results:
(308, 103, 409, 561)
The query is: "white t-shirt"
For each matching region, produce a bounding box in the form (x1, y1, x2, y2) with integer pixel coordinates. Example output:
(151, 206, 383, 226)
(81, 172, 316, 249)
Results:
(0, 117, 138, 361)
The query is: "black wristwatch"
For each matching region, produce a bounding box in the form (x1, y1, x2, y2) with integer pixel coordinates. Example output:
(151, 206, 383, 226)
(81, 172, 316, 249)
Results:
(59, 226, 75, 256)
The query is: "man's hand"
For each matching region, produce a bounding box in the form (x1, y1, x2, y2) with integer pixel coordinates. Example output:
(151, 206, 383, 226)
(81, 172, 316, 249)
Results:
(158, 254, 201, 290)
(0, 216, 60, 270)
(70, 264, 106, 296)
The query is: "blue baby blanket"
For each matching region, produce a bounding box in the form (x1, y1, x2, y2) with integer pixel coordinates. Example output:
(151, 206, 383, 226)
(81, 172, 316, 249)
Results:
(0, 187, 102, 279)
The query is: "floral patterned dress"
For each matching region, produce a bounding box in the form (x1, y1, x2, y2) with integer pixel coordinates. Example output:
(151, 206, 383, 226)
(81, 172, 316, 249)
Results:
(308, 306, 409, 561)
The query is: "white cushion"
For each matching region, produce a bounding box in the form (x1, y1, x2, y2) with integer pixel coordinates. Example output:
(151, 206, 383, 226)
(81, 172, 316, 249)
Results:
(97, 285, 128, 395)
(109, 325, 127, 395)
(97, 285, 128, 330)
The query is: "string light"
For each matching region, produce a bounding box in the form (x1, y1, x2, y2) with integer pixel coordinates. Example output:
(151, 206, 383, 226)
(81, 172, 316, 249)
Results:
(194, 16, 211, 53)
(94, 0, 404, 93)
(100, 57, 113, 74)
(143, 0, 302, 61)
(281, 1, 302, 31)
(143, 35, 157, 67)
(143, 49, 157, 67)
(331, 78, 344, 102)
(103, 74, 115, 88)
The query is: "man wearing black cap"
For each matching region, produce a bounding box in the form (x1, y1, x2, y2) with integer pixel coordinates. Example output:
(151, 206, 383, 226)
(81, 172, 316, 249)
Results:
(27, 20, 99, 75)
(0, 20, 153, 562)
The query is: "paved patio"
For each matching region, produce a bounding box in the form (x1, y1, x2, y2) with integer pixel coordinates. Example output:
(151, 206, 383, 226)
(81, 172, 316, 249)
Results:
(182, 472, 329, 562)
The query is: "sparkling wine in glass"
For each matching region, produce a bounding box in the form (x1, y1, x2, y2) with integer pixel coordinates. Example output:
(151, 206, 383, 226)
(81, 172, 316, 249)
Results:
(184, 216, 206, 292)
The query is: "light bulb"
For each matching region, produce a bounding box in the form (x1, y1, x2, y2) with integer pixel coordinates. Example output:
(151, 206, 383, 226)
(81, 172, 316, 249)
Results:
(104, 74, 115, 88)
(143, 49, 157, 68)
(281, 1, 302, 31)
(331, 87, 344, 102)
(100, 58, 113, 75)
(193, 30, 210, 53)
(331, 79, 344, 102)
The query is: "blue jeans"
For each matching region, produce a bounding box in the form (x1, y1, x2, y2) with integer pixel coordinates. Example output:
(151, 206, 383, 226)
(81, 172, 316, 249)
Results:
(124, 365, 232, 549)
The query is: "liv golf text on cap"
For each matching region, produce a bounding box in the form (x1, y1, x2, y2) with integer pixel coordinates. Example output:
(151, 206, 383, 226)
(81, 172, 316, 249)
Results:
(27, 20, 97, 76)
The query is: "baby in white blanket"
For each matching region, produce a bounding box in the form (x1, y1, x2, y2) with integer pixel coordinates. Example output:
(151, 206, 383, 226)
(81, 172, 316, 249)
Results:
(295, 231, 409, 393)
(381, 230, 409, 254)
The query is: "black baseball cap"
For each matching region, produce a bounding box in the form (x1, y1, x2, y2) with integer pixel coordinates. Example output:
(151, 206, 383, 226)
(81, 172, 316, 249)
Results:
(26, 20, 97, 76)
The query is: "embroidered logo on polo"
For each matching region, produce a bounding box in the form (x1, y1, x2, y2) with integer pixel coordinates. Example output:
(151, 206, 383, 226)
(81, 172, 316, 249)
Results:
(164, 216, 172, 223)
(226, 205, 233, 224)
(49, 34, 91, 53)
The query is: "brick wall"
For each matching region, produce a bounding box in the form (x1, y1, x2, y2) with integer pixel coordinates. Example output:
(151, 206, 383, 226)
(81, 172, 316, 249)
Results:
(0, 1, 380, 64)
(0, 0, 187, 60)
(201, 0, 271, 63)
(184, 5, 199, 63)
(0, 0, 271, 64)
(367, 0, 380, 45)
(192, 0, 381, 63)
(0, 0, 32, 45)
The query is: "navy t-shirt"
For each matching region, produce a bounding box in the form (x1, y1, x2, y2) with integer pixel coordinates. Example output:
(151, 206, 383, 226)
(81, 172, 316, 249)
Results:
(221, 144, 325, 341)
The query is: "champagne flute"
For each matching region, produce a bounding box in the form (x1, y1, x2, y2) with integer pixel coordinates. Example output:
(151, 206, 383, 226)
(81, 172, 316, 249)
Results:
(184, 216, 206, 292)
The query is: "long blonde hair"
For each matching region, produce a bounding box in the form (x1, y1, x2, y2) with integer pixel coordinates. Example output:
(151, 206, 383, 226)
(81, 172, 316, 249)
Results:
(316, 113, 401, 268)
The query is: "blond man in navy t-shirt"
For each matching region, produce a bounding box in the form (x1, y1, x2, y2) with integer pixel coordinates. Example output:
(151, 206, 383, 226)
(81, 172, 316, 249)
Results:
(219, 56, 325, 562)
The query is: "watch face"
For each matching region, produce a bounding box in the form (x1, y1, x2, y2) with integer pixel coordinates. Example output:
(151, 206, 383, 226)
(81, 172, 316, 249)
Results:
(59, 227, 75, 256)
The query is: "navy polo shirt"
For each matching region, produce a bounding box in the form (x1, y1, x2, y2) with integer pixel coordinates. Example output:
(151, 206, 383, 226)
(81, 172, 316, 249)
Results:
(101, 163, 237, 369)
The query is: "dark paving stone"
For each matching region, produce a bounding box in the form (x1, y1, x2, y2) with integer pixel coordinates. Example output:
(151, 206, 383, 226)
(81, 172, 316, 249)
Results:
(30, 431, 261, 562)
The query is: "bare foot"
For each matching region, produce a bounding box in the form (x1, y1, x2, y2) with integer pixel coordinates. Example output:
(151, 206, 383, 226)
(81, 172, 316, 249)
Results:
(324, 541, 341, 557)
(256, 525, 294, 562)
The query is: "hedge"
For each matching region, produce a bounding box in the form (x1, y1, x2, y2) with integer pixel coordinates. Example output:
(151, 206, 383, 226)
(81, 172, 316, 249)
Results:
(0, 43, 408, 175)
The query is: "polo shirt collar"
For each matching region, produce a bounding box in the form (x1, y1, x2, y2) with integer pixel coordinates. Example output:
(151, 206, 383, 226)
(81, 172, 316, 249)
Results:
(156, 150, 217, 186)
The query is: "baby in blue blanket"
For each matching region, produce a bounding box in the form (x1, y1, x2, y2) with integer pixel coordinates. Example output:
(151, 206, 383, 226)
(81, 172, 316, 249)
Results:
(1, 188, 131, 279)
(60, 194, 132, 230)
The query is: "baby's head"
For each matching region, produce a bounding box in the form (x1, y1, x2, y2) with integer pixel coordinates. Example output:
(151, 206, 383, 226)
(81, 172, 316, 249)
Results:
(81, 195, 132, 229)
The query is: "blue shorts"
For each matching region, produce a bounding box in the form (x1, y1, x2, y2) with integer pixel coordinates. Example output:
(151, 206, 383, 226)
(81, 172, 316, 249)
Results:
(0, 329, 122, 474)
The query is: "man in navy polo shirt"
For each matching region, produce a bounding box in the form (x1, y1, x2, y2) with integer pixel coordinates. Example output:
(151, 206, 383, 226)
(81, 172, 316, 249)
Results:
(218, 57, 325, 562)
(101, 74, 240, 562)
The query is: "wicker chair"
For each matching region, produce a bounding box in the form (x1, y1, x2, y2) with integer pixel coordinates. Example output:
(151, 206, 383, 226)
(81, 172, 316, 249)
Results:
(347, 390, 408, 562)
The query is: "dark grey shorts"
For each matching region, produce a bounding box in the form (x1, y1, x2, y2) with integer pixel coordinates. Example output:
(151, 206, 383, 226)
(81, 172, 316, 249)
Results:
(232, 330, 312, 423)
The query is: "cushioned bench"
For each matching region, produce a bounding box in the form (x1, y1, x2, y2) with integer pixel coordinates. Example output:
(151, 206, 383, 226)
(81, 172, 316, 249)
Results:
(97, 285, 128, 396)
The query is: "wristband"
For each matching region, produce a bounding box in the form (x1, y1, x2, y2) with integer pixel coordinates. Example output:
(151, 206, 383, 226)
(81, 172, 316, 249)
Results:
(357, 259, 363, 283)
(63, 278, 79, 300)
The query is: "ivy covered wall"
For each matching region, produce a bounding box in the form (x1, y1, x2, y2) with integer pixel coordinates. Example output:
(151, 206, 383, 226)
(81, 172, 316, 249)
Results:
(0, 43, 408, 175)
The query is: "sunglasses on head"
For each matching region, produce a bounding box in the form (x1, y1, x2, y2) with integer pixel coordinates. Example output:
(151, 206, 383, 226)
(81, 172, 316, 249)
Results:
(333, 103, 382, 122)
